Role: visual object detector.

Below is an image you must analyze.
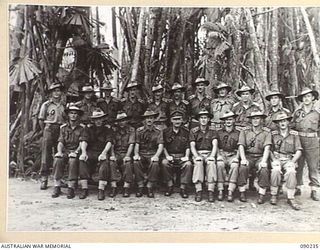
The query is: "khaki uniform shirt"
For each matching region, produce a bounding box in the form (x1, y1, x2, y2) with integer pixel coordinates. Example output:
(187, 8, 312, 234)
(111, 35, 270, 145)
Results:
(87, 125, 113, 152)
(38, 99, 65, 125)
(113, 125, 135, 154)
(163, 126, 189, 154)
(216, 127, 240, 153)
(58, 122, 88, 150)
(265, 106, 291, 131)
(292, 103, 320, 133)
(75, 99, 97, 124)
(121, 98, 146, 128)
(188, 94, 211, 119)
(271, 130, 302, 155)
(97, 97, 121, 123)
(189, 126, 218, 151)
(232, 101, 261, 127)
(136, 125, 164, 155)
(210, 96, 234, 124)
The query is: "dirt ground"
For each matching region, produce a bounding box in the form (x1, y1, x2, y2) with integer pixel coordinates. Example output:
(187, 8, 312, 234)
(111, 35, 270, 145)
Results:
(6, 176, 320, 232)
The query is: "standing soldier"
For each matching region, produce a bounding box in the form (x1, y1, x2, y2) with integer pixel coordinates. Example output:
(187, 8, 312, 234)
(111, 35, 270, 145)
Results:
(84, 110, 120, 200)
(121, 81, 146, 129)
(133, 110, 164, 198)
(190, 108, 218, 202)
(265, 90, 290, 131)
(109, 111, 135, 198)
(51, 104, 89, 199)
(292, 87, 320, 201)
(210, 81, 234, 129)
(232, 85, 261, 129)
(161, 110, 193, 198)
(238, 110, 272, 204)
(38, 82, 66, 190)
(168, 83, 189, 123)
(216, 111, 240, 202)
(97, 81, 121, 124)
(76, 85, 97, 124)
(148, 84, 170, 128)
(270, 112, 302, 210)
(188, 77, 211, 129)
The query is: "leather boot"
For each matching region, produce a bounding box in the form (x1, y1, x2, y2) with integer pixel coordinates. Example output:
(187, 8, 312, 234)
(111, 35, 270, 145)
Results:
(98, 189, 105, 201)
(164, 186, 173, 196)
(240, 192, 247, 202)
(227, 191, 233, 202)
(208, 191, 215, 203)
(311, 190, 319, 201)
(67, 187, 75, 199)
(257, 194, 265, 204)
(195, 191, 202, 202)
(295, 188, 301, 196)
(270, 195, 277, 205)
(109, 187, 117, 198)
(180, 189, 188, 198)
(40, 180, 48, 190)
(51, 186, 61, 198)
(79, 189, 88, 199)
(123, 188, 130, 198)
(218, 191, 224, 201)
(136, 187, 143, 197)
(287, 199, 301, 210)
(147, 188, 155, 198)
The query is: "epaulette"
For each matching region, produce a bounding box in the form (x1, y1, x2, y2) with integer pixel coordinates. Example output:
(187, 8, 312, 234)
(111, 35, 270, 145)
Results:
(180, 126, 189, 133)
(104, 124, 111, 129)
(87, 124, 93, 128)
(187, 95, 195, 101)
(235, 126, 242, 131)
(191, 127, 199, 133)
(289, 130, 299, 136)
(232, 102, 240, 108)
(136, 126, 145, 132)
(75, 100, 82, 106)
(97, 98, 105, 103)
(271, 130, 279, 135)
(80, 123, 86, 128)
(120, 97, 127, 102)
(206, 95, 212, 100)
(182, 99, 189, 105)
(112, 97, 120, 102)
(282, 107, 291, 113)
(262, 127, 271, 132)
(42, 100, 51, 106)
(60, 123, 67, 129)
(235, 125, 249, 131)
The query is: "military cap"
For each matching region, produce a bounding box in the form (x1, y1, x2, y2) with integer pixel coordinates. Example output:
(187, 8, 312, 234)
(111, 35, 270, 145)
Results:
(220, 110, 238, 120)
(247, 109, 267, 119)
(142, 110, 159, 118)
(265, 90, 284, 101)
(152, 84, 164, 92)
(65, 103, 84, 115)
(115, 111, 129, 122)
(100, 81, 115, 91)
(90, 109, 107, 119)
(196, 108, 213, 119)
(169, 82, 186, 92)
(80, 85, 94, 93)
(272, 111, 292, 122)
(193, 77, 210, 87)
(170, 110, 184, 118)
(297, 87, 319, 102)
(235, 85, 255, 97)
(48, 82, 64, 91)
(213, 81, 232, 94)
(125, 81, 140, 91)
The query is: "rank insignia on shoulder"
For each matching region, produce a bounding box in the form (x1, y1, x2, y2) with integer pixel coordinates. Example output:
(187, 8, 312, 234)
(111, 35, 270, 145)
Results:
(271, 130, 279, 135)
(191, 127, 199, 133)
(80, 123, 86, 128)
(262, 127, 271, 132)
(187, 95, 195, 101)
(289, 130, 299, 136)
(182, 99, 189, 105)
(60, 123, 67, 129)
(136, 126, 145, 132)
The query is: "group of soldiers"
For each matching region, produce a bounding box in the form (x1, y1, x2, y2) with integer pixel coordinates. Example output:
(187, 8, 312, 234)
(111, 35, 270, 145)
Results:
(37, 77, 320, 211)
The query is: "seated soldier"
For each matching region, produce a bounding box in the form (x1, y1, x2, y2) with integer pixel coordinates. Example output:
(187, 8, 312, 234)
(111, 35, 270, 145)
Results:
(133, 110, 164, 198)
(190, 108, 218, 202)
(109, 111, 135, 198)
(51, 104, 89, 199)
(85, 109, 121, 201)
(161, 110, 193, 198)
(238, 110, 272, 204)
(270, 112, 302, 210)
(216, 111, 240, 202)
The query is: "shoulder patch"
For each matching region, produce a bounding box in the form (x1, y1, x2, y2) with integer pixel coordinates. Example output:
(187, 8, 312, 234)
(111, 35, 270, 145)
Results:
(289, 130, 299, 136)
(191, 127, 199, 133)
(138, 98, 145, 104)
(187, 95, 195, 101)
(120, 97, 127, 102)
(162, 98, 171, 103)
(206, 95, 212, 100)
(262, 127, 271, 132)
(182, 99, 189, 105)
(79, 123, 86, 128)
(271, 130, 279, 135)
(136, 126, 145, 132)
(60, 123, 67, 129)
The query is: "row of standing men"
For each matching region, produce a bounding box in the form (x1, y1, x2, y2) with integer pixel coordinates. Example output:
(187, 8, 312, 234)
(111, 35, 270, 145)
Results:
(38, 78, 320, 210)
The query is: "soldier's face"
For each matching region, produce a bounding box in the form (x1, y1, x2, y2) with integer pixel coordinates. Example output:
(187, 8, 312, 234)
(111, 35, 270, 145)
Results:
(154, 90, 163, 99)
(225, 117, 235, 127)
(219, 88, 227, 97)
(251, 116, 262, 127)
(145, 116, 155, 126)
(240, 91, 251, 102)
(199, 115, 209, 126)
(171, 116, 183, 128)
(104, 90, 112, 97)
(68, 111, 79, 121)
(52, 88, 62, 99)
(278, 119, 289, 130)
(196, 83, 205, 93)
(270, 95, 280, 106)
(129, 88, 137, 98)
(119, 120, 127, 128)
(94, 118, 103, 127)
(173, 90, 182, 99)
(84, 92, 93, 100)
(302, 93, 314, 105)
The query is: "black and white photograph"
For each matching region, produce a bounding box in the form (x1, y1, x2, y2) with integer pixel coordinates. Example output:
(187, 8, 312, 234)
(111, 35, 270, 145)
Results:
(7, 4, 320, 232)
